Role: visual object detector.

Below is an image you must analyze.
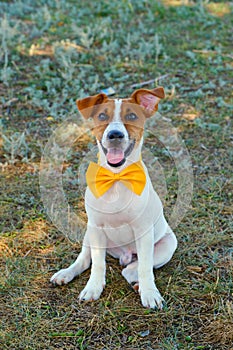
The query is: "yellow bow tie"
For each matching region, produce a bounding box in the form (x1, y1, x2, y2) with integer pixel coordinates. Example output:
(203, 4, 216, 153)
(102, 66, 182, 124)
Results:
(86, 161, 146, 198)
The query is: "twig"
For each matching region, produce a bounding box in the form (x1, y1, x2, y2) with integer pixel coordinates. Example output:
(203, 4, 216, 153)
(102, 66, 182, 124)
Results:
(130, 74, 170, 89)
(23, 249, 32, 258)
(3, 98, 19, 108)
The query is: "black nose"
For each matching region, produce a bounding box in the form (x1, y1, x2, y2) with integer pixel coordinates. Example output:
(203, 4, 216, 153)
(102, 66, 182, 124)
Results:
(107, 130, 124, 140)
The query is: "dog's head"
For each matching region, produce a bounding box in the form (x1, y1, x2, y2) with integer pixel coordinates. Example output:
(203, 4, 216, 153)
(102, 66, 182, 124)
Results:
(76, 87, 165, 168)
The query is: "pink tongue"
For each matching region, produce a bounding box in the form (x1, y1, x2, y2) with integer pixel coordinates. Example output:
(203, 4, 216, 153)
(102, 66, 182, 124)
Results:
(107, 148, 124, 164)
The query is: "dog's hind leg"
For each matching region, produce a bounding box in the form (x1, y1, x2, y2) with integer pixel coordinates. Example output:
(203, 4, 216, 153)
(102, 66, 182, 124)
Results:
(50, 243, 91, 286)
(122, 261, 139, 291)
(153, 228, 177, 269)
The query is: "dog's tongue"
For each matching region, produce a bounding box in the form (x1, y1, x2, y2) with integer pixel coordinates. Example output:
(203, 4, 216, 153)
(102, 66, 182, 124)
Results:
(107, 148, 124, 164)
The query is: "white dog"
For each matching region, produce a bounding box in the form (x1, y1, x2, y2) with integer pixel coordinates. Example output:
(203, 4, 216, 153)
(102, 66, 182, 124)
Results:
(50, 87, 177, 309)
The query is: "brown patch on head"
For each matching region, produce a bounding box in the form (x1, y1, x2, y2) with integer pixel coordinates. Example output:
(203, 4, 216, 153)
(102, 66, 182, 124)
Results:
(76, 94, 115, 141)
(76, 87, 165, 143)
(91, 101, 115, 140)
(76, 93, 108, 119)
(121, 99, 146, 144)
(120, 87, 165, 144)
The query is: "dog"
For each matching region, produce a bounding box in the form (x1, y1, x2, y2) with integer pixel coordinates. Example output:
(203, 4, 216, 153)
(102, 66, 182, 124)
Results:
(50, 87, 178, 309)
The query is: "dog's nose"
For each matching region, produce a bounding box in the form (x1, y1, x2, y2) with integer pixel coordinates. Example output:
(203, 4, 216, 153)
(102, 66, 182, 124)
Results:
(107, 130, 124, 140)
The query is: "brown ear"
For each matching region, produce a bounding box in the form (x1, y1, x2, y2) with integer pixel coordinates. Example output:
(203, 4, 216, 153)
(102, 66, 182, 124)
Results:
(76, 93, 108, 119)
(130, 87, 165, 117)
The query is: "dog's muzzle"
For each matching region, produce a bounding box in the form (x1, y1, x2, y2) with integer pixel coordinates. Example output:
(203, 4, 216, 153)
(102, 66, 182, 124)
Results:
(101, 128, 135, 168)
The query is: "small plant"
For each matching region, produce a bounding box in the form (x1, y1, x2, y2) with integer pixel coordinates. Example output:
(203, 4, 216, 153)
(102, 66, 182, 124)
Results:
(2, 131, 35, 164)
(0, 15, 16, 86)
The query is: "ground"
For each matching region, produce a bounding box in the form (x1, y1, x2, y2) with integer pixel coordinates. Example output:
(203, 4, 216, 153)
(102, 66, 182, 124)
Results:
(0, 0, 232, 349)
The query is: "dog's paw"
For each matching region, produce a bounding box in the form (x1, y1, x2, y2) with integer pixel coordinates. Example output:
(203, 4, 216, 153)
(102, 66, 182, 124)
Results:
(50, 268, 75, 286)
(79, 279, 104, 301)
(120, 252, 133, 266)
(140, 288, 165, 310)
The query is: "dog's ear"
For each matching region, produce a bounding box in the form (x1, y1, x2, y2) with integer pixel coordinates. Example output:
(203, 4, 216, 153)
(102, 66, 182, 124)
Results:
(130, 87, 165, 117)
(76, 93, 108, 119)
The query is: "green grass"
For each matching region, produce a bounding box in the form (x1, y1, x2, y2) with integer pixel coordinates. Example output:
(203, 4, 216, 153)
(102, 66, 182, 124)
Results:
(0, 0, 232, 349)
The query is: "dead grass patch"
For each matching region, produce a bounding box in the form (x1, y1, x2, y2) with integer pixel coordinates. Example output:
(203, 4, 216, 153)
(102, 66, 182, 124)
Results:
(203, 318, 233, 345)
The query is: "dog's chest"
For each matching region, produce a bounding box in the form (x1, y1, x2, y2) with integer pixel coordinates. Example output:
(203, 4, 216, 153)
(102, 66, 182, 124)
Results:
(85, 181, 150, 226)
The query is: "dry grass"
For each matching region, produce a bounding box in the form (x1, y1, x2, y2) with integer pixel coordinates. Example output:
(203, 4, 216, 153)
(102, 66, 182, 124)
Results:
(0, 0, 232, 349)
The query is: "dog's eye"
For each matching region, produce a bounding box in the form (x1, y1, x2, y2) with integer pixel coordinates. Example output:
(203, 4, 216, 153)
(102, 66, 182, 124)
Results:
(125, 113, 138, 122)
(98, 113, 109, 121)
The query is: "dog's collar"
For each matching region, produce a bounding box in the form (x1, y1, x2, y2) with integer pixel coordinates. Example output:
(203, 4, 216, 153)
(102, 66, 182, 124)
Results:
(86, 161, 146, 198)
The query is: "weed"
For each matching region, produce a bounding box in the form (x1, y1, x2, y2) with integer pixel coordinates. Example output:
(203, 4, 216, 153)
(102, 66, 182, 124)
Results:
(2, 131, 35, 164)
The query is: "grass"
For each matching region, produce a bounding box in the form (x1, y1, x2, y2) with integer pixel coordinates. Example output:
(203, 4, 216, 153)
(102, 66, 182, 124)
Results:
(0, 0, 232, 349)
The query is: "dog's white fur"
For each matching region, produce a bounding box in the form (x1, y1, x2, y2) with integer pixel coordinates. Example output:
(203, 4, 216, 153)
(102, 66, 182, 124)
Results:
(51, 93, 177, 309)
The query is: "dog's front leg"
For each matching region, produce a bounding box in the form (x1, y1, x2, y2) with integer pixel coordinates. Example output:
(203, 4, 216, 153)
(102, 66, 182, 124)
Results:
(79, 225, 106, 302)
(136, 228, 165, 309)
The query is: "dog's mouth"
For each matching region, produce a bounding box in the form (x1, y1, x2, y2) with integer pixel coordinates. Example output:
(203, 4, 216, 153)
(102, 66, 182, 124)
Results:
(107, 148, 125, 166)
(100, 140, 135, 168)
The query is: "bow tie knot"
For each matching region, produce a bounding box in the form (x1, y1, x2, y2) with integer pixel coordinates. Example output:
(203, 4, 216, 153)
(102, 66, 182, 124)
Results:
(86, 161, 146, 198)
(113, 173, 121, 179)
